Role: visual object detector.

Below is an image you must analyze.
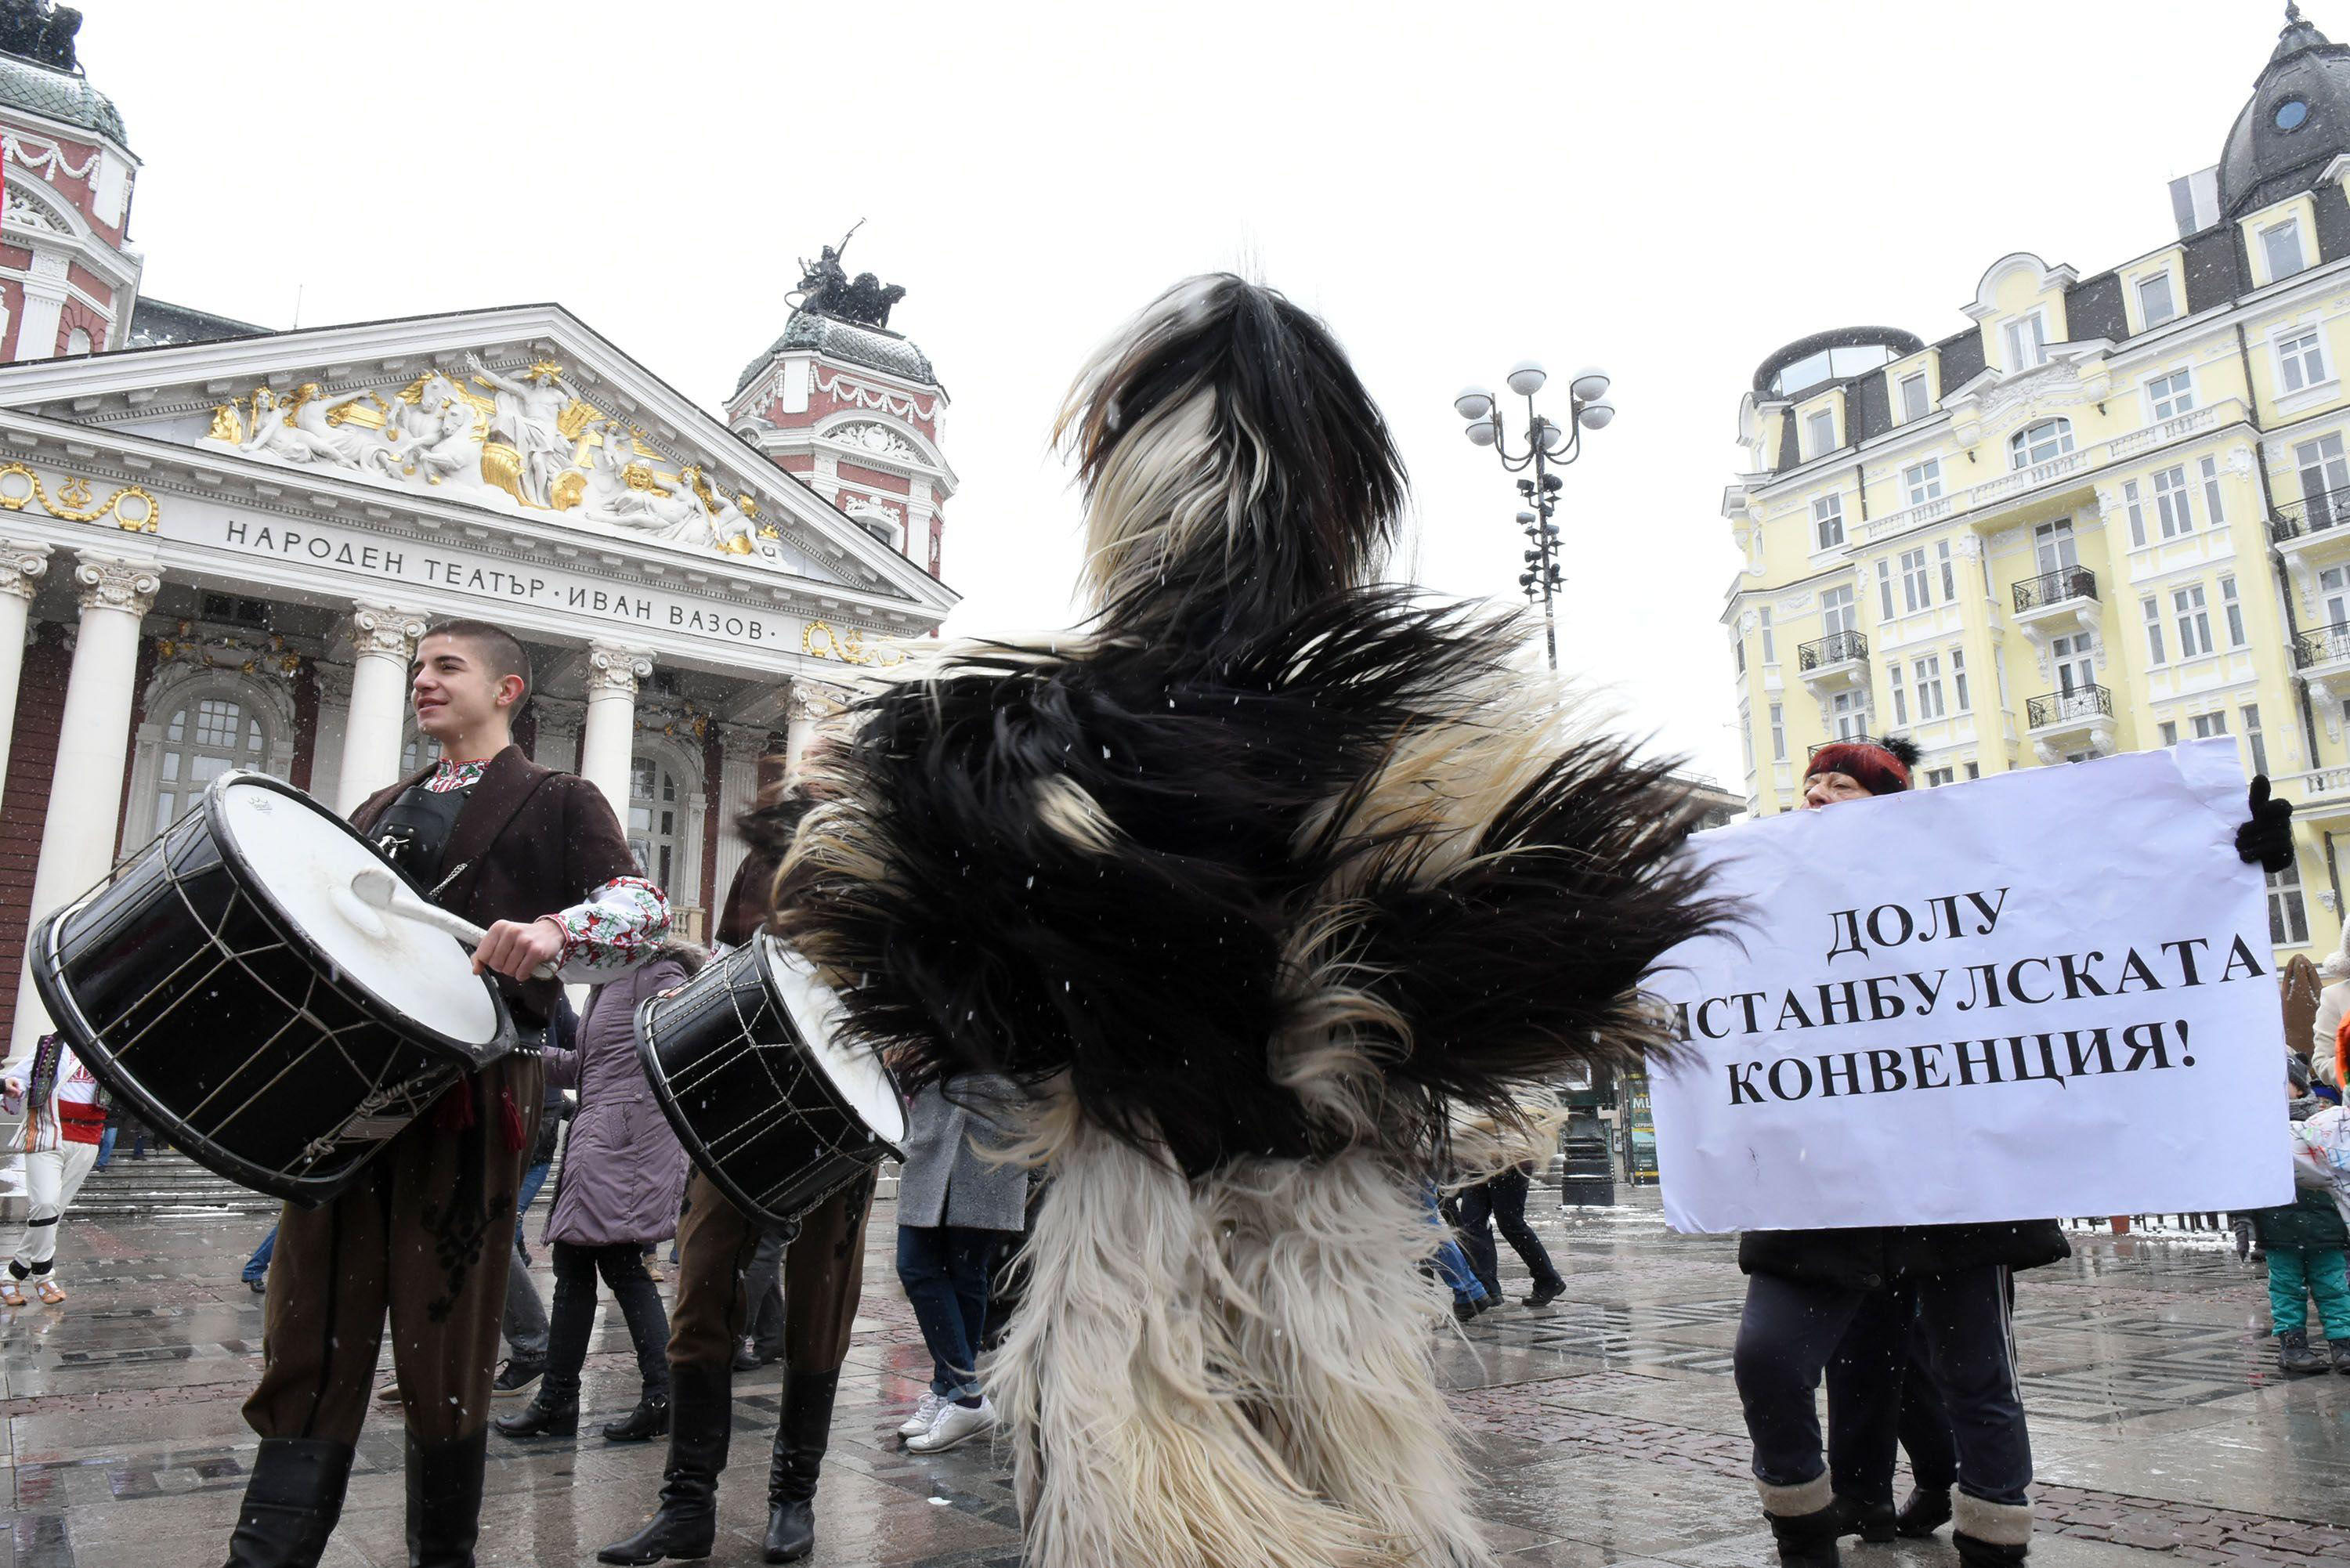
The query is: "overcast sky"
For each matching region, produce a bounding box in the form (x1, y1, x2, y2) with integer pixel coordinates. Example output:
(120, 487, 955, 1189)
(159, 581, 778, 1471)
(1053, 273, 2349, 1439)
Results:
(81, 0, 2296, 783)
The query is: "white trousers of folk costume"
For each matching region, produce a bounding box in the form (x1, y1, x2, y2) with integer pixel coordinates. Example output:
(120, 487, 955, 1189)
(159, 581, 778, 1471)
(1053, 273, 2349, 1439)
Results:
(5, 1141, 99, 1281)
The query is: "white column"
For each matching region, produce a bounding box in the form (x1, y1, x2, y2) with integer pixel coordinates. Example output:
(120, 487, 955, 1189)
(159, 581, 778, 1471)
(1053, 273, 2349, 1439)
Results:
(578, 644, 652, 821)
(0, 540, 52, 786)
(783, 680, 851, 784)
(309, 663, 352, 801)
(334, 602, 425, 814)
(10, 554, 160, 1054)
(712, 724, 776, 908)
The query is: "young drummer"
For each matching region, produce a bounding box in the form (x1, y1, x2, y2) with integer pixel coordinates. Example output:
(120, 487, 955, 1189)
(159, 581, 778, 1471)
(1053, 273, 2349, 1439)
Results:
(598, 846, 877, 1568)
(222, 620, 669, 1568)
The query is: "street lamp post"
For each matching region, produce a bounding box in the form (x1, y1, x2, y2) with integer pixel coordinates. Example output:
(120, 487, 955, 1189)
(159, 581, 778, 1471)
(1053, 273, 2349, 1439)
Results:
(1453, 363, 1615, 672)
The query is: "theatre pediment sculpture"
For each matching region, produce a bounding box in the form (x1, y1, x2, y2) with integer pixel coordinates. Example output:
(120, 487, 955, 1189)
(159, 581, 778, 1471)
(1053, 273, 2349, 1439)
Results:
(201, 355, 780, 559)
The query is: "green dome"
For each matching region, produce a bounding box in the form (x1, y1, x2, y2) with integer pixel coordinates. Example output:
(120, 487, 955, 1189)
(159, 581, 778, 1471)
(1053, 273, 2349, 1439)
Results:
(0, 52, 125, 146)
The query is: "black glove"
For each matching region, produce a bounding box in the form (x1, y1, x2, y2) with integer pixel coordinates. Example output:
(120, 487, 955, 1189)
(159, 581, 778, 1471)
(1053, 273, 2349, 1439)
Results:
(2236, 775, 2295, 873)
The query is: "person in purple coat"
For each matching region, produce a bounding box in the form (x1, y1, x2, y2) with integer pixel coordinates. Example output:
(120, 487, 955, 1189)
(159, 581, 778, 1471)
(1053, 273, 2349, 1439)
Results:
(497, 944, 700, 1445)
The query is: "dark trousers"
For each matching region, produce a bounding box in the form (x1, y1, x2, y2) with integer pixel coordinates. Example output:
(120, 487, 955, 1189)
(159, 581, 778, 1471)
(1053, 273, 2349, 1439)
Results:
(1457, 1166, 1563, 1298)
(743, 1229, 786, 1357)
(668, 1168, 873, 1374)
(243, 1226, 277, 1285)
(1824, 1288, 1969, 1505)
(1735, 1264, 2029, 1511)
(545, 1240, 670, 1398)
(896, 1224, 1007, 1402)
(243, 1053, 541, 1448)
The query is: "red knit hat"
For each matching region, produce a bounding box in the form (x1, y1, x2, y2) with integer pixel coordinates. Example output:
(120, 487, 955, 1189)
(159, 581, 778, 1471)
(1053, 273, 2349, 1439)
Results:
(1804, 737, 1919, 797)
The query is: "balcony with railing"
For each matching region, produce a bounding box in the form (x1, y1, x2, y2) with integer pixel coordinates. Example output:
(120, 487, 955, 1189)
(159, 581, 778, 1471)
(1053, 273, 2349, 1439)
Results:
(2273, 764, 2350, 824)
(2269, 482, 2350, 546)
(1806, 735, 1885, 757)
(1796, 629, 1868, 691)
(2012, 566, 2097, 615)
(2025, 684, 2113, 732)
(2293, 620, 2350, 670)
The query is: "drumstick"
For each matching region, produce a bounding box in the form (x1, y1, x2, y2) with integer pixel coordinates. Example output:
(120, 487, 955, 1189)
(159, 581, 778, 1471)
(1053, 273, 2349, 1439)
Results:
(349, 868, 560, 981)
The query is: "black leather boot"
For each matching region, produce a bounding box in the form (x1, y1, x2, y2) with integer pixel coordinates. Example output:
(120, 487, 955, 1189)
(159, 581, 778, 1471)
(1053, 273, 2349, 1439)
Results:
(763, 1369, 840, 1563)
(603, 1390, 672, 1443)
(1766, 1505, 1842, 1568)
(405, 1429, 487, 1568)
(1896, 1485, 1954, 1537)
(221, 1437, 356, 1567)
(2279, 1328, 2327, 1375)
(597, 1361, 731, 1566)
(492, 1371, 580, 1440)
(1831, 1494, 1896, 1544)
(1954, 1534, 2030, 1566)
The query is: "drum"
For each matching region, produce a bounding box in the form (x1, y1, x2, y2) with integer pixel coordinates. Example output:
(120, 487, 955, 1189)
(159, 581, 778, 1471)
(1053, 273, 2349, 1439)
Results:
(33, 771, 514, 1205)
(636, 934, 905, 1228)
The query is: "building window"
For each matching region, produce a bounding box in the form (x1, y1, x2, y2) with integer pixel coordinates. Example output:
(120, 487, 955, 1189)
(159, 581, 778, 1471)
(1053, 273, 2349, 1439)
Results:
(2190, 712, 2229, 738)
(2279, 325, 2329, 393)
(2220, 575, 2246, 647)
(2159, 720, 2179, 746)
(1914, 655, 1946, 721)
(2135, 272, 2179, 328)
(2244, 704, 2269, 775)
(2270, 858, 2311, 947)
(2002, 313, 2048, 371)
(2263, 218, 2308, 283)
(64, 326, 91, 356)
(1925, 766, 1955, 788)
(1758, 605, 1776, 663)
(1877, 558, 1895, 620)
(400, 731, 443, 776)
(1898, 372, 1929, 422)
(1805, 408, 1836, 458)
(2153, 464, 2194, 538)
(1831, 689, 1867, 739)
(1936, 540, 1957, 602)
(1770, 702, 1787, 763)
(2173, 583, 2214, 658)
(1900, 547, 1930, 613)
(1734, 630, 1746, 677)
(1965, 761, 1981, 779)
(1904, 458, 1943, 505)
(153, 696, 271, 834)
(1888, 663, 1908, 727)
(2142, 595, 2166, 663)
(2123, 479, 2148, 548)
(1821, 584, 1857, 638)
(627, 754, 685, 891)
(2034, 518, 2077, 573)
(1813, 493, 1846, 551)
(1950, 648, 1970, 711)
(2146, 367, 2195, 420)
(2199, 455, 2225, 525)
(1741, 715, 1755, 776)
(2323, 563, 2350, 628)
(2008, 417, 2073, 469)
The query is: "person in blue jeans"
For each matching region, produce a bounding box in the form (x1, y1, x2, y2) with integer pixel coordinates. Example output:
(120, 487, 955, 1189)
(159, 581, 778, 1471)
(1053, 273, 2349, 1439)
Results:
(242, 1227, 276, 1293)
(1426, 1183, 1491, 1321)
(894, 1078, 1026, 1454)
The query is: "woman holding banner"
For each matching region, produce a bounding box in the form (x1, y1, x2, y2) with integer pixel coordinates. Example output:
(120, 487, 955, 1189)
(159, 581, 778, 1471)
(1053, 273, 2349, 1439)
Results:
(1736, 739, 2296, 1568)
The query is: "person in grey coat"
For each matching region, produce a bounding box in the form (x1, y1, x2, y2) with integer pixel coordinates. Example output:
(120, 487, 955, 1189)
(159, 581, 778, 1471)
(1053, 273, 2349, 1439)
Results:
(497, 945, 698, 1447)
(895, 1076, 1028, 1453)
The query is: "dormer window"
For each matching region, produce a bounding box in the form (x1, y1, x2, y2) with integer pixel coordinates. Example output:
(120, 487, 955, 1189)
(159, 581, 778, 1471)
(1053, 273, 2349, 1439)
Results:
(2008, 418, 2074, 470)
(1897, 372, 1929, 421)
(2263, 217, 2307, 282)
(2001, 313, 2048, 371)
(2276, 97, 2311, 132)
(1803, 408, 1836, 459)
(2135, 273, 2178, 328)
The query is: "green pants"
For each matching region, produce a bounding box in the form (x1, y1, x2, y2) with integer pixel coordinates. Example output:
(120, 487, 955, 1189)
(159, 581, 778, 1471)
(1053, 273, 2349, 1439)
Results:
(2268, 1247, 2350, 1340)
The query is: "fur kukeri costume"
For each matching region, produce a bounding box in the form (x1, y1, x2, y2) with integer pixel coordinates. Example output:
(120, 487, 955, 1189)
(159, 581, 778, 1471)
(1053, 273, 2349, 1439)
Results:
(754, 276, 1727, 1568)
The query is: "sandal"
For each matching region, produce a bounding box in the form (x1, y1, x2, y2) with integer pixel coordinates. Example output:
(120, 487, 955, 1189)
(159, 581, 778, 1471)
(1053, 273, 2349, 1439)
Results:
(34, 1281, 64, 1305)
(0, 1282, 24, 1307)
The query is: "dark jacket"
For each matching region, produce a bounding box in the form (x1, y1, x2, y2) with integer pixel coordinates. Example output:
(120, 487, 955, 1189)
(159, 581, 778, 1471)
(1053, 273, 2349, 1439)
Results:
(1738, 1219, 2071, 1293)
(2253, 1097, 2349, 1252)
(542, 952, 695, 1248)
(351, 745, 637, 1025)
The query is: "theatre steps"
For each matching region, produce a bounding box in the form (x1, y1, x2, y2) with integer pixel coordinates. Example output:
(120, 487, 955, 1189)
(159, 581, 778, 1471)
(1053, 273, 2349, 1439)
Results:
(69, 1151, 279, 1216)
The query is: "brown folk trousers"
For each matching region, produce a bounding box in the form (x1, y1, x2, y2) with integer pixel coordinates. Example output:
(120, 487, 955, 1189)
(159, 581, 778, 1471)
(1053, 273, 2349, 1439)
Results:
(668, 1167, 874, 1373)
(244, 1054, 541, 1446)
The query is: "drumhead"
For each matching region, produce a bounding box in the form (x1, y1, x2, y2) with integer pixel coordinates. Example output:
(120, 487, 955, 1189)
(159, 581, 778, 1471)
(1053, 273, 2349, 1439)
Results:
(760, 936, 907, 1146)
(208, 774, 503, 1050)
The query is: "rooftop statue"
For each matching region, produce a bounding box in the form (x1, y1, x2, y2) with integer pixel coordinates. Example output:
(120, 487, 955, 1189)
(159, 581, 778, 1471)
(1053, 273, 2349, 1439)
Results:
(791, 222, 907, 330)
(0, 0, 81, 72)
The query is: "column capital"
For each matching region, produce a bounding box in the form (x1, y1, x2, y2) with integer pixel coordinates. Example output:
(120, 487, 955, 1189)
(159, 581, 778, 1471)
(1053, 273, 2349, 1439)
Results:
(786, 679, 855, 722)
(0, 538, 50, 602)
(718, 722, 779, 761)
(586, 643, 654, 697)
(73, 553, 160, 616)
(349, 601, 427, 662)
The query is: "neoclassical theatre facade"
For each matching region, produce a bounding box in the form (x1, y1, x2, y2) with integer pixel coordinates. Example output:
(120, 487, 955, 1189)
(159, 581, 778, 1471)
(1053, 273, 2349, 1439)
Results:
(0, 13, 960, 1052)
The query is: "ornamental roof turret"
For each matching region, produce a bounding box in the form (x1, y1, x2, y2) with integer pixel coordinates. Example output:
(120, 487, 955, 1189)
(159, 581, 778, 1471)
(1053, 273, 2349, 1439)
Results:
(2218, 4, 2350, 222)
(0, 1, 125, 145)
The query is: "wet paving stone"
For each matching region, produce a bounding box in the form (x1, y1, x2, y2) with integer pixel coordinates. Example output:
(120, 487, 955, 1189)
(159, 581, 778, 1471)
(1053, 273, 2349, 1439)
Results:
(2, 1194, 2346, 1563)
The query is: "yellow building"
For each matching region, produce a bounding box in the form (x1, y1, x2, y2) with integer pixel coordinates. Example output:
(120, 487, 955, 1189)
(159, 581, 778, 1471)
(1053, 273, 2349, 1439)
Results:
(1723, 5, 2350, 964)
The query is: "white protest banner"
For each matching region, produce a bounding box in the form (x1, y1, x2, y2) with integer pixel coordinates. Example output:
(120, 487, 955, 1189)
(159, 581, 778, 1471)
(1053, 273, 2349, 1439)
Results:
(1645, 739, 2292, 1233)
